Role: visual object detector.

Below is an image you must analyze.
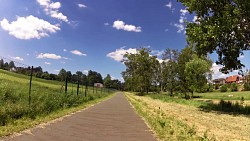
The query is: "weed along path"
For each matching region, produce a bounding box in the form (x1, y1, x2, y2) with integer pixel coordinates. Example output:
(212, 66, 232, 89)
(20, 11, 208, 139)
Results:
(2, 93, 156, 141)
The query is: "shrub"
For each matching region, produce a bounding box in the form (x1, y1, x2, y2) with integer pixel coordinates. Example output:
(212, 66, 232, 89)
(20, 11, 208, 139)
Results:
(220, 84, 227, 92)
(230, 82, 238, 92)
(243, 83, 250, 91)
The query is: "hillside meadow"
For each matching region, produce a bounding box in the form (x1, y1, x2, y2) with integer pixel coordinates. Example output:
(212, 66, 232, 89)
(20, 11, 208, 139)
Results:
(0, 69, 115, 137)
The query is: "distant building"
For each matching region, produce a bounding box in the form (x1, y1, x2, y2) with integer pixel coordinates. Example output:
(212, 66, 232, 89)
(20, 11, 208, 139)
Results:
(94, 83, 104, 88)
(213, 78, 226, 85)
(9, 67, 16, 72)
(225, 75, 241, 84)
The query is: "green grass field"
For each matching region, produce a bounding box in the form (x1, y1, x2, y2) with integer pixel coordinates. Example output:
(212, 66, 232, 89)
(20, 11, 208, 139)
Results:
(193, 91, 250, 100)
(0, 69, 115, 137)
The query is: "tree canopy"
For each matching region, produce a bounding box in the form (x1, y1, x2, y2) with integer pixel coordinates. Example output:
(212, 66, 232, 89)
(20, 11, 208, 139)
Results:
(179, 0, 250, 73)
(122, 48, 159, 95)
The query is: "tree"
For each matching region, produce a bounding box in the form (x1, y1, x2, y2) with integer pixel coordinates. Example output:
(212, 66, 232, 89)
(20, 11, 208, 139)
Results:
(58, 68, 67, 81)
(9, 61, 15, 69)
(179, 0, 250, 73)
(122, 48, 158, 95)
(243, 70, 250, 91)
(177, 46, 195, 99)
(67, 71, 72, 81)
(185, 55, 211, 97)
(87, 70, 103, 86)
(104, 74, 112, 88)
(0, 59, 4, 69)
(162, 48, 179, 96)
(3, 62, 9, 70)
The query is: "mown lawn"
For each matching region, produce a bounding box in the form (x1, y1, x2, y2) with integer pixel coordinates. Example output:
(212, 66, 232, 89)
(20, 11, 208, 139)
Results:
(127, 93, 250, 141)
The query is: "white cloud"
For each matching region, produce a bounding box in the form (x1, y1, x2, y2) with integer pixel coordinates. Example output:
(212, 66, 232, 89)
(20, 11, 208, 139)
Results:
(210, 63, 234, 79)
(37, 0, 68, 22)
(180, 9, 189, 16)
(104, 22, 109, 26)
(0, 15, 60, 40)
(83, 70, 89, 75)
(37, 53, 62, 59)
(240, 55, 244, 58)
(63, 49, 67, 52)
(113, 20, 142, 32)
(26, 53, 30, 56)
(45, 62, 51, 65)
(179, 16, 186, 23)
(78, 3, 87, 8)
(172, 9, 189, 34)
(60, 61, 65, 64)
(70, 50, 86, 56)
(164, 28, 169, 32)
(111, 76, 116, 80)
(174, 23, 185, 33)
(165, 2, 175, 12)
(165, 2, 172, 9)
(156, 58, 164, 63)
(62, 57, 69, 60)
(11, 56, 24, 61)
(193, 16, 198, 22)
(152, 50, 164, 57)
(107, 47, 137, 62)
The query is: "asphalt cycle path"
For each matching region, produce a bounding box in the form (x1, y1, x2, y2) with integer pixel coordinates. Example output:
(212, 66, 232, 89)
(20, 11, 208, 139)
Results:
(3, 93, 156, 141)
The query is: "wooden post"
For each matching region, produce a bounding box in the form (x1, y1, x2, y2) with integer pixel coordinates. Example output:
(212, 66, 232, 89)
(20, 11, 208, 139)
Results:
(29, 66, 33, 107)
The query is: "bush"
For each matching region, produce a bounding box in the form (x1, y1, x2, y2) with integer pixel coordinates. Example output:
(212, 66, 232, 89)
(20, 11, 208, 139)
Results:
(230, 82, 238, 92)
(243, 83, 250, 91)
(220, 84, 227, 92)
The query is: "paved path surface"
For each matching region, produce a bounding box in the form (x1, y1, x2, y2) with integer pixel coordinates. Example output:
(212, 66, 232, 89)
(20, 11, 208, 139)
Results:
(3, 93, 156, 141)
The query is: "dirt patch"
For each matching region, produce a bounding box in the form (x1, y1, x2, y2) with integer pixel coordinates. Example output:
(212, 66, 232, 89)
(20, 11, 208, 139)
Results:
(133, 95, 250, 141)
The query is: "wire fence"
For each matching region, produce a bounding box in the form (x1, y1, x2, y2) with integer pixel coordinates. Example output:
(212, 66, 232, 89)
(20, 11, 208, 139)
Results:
(0, 56, 112, 115)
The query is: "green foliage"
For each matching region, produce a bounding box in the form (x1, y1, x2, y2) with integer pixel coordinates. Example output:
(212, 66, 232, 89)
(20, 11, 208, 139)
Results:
(185, 55, 211, 95)
(230, 82, 238, 92)
(87, 70, 103, 86)
(220, 84, 228, 92)
(244, 83, 250, 91)
(162, 48, 179, 96)
(177, 46, 195, 98)
(243, 71, 250, 91)
(179, 0, 250, 72)
(122, 48, 159, 95)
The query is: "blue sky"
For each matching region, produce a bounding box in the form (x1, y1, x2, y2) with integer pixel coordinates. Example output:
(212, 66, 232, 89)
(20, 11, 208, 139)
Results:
(0, 0, 249, 81)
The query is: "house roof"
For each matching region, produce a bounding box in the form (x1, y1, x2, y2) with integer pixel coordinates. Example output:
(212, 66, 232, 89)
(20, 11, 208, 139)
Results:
(226, 75, 239, 83)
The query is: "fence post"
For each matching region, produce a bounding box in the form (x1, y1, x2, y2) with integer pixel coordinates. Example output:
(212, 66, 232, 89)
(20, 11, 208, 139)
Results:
(65, 77, 68, 94)
(85, 83, 88, 97)
(85, 77, 88, 97)
(29, 66, 33, 107)
(77, 79, 80, 96)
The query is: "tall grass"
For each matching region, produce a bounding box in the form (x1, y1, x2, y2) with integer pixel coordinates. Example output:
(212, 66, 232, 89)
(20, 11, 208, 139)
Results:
(0, 79, 111, 126)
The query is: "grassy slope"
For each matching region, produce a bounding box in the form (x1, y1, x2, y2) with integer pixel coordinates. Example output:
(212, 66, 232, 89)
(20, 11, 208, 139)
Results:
(127, 93, 250, 141)
(0, 69, 116, 137)
(0, 93, 115, 137)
